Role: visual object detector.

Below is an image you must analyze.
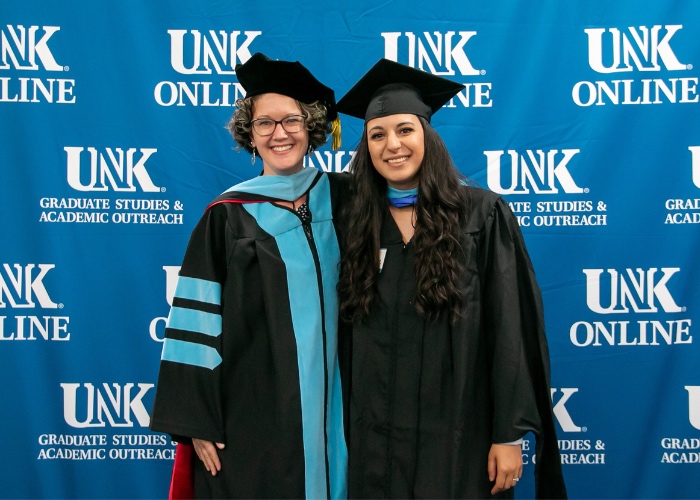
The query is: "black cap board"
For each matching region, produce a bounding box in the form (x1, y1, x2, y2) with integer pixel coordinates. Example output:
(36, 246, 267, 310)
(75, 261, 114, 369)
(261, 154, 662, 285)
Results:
(235, 52, 338, 122)
(336, 58, 464, 122)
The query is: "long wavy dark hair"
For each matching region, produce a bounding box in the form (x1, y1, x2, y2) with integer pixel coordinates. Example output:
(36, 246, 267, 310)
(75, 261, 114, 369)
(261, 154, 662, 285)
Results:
(338, 116, 470, 324)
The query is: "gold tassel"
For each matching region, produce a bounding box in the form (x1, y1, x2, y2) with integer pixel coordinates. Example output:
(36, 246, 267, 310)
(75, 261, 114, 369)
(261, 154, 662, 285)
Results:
(331, 116, 342, 150)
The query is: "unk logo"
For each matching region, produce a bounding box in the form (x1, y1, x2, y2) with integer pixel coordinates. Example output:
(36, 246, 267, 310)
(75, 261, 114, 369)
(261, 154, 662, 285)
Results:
(687, 386, 700, 430)
(585, 25, 689, 73)
(61, 382, 153, 428)
(65, 147, 161, 193)
(168, 29, 261, 75)
(0, 25, 64, 71)
(551, 388, 584, 433)
(583, 268, 682, 314)
(382, 31, 481, 76)
(485, 149, 584, 195)
(690, 146, 700, 189)
(0, 264, 58, 309)
(305, 150, 355, 173)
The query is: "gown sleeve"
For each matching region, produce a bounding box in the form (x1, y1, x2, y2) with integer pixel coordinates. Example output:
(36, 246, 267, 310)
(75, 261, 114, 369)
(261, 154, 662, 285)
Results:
(479, 196, 567, 498)
(149, 203, 229, 444)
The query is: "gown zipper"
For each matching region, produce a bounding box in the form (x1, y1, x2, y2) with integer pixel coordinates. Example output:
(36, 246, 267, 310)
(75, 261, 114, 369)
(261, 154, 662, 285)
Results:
(294, 201, 332, 499)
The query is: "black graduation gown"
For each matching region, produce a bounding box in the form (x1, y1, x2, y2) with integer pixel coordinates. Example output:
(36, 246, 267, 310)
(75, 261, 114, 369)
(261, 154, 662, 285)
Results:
(346, 186, 566, 499)
(150, 171, 350, 499)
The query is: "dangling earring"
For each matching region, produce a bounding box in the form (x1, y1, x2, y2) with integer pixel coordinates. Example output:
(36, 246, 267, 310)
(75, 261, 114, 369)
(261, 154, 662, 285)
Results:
(307, 144, 313, 155)
(251, 146, 256, 165)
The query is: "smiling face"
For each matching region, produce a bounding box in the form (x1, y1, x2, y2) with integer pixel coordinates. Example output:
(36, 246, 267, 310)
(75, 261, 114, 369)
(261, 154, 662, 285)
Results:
(249, 93, 309, 176)
(365, 113, 425, 190)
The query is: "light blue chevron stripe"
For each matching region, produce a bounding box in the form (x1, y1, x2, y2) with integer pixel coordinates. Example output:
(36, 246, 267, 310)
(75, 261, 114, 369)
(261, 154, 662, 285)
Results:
(161, 338, 222, 370)
(175, 276, 221, 305)
(167, 307, 221, 337)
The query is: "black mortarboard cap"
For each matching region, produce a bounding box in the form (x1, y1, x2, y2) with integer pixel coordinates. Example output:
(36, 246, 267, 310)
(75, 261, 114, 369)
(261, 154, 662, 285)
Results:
(337, 59, 464, 122)
(235, 52, 338, 122)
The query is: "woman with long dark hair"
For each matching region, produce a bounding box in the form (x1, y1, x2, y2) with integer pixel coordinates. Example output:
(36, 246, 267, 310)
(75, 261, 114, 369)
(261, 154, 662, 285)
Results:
(336, 59, 566, 499)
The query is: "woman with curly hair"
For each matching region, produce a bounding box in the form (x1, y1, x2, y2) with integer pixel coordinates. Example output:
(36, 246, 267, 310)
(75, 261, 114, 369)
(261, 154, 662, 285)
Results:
(336, 59, 566, 499)
(150, 53, 349, 499)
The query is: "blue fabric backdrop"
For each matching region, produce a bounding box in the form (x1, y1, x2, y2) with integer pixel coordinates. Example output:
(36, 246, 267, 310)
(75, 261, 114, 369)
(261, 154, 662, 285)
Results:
(1, 0, 699, 498)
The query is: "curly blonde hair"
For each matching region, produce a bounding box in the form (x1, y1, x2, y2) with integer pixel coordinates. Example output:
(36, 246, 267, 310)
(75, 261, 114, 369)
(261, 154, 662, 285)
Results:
(227, 96, 331, 153)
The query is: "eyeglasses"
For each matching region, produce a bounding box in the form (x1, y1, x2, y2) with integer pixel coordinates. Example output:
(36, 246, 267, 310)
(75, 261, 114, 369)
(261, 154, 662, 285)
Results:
(250, 115, 306, 136)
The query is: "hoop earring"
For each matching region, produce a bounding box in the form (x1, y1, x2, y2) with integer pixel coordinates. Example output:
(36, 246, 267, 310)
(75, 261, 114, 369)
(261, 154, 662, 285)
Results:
(251, 147, 256, 165)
